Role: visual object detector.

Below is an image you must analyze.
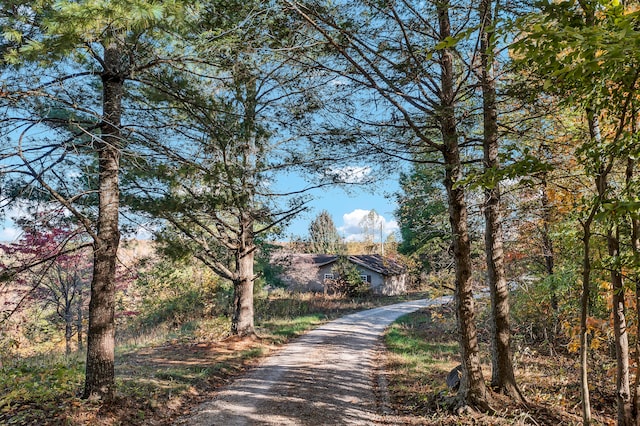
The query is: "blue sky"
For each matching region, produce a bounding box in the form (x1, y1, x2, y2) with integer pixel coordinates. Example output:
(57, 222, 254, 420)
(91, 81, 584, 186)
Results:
(277, 170, 401, 242)
(0, 173, 402, 243)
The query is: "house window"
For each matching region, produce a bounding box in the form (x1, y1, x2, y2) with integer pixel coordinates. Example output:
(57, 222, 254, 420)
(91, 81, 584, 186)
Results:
(360, 274, 371, 283)
(324, 273, 334, 280)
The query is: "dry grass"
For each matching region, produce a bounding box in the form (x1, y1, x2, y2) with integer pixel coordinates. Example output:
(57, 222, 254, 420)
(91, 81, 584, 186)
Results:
(1, 290, 431, 425)
(383, 304, 617, 425)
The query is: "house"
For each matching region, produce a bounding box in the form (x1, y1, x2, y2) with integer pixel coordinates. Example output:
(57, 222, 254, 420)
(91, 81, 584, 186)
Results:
(271, 253, 407, 295)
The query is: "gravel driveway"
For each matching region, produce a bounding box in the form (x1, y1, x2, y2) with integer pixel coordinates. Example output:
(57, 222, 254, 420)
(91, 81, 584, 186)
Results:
(176, 298, 450, 425)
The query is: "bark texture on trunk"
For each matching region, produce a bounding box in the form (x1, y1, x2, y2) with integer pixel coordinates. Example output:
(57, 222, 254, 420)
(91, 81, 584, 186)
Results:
(231, 212, 256, 337)
(589, 109, 633, 424)
(539, 175, 556, 308)
(444, 148, 488, 410)
(580, 219, 592, 425)
(65, 309, 73, 356)
(82, 42, 124, 401)
(578, 110, 603, 424)
(609, 225, 633, 425)
(77, 292, 84, 352)
(539, 173, 559, 352)
(627, 157, 640, 422)
(632, 220, 640, 424)
(438, 0, 489, 410)
(478, 0, 521, 402)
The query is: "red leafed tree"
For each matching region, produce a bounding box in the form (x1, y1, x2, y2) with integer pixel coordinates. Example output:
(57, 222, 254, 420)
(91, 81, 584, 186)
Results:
(0, 213, 92, 354)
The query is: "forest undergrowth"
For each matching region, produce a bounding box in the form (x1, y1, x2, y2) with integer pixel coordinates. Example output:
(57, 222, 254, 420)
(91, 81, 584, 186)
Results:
(0, 290, 427, 425)
(383, 301, 617, 425)
(1, 281, 622, 426)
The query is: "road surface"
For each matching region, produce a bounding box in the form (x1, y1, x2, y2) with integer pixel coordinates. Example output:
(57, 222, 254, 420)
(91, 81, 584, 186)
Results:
(176, 298, 449, 425)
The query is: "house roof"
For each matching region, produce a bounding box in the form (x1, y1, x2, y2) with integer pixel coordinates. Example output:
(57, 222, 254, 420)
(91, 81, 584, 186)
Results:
(273, 253, 406, 277)
(347, 255, 406, 276)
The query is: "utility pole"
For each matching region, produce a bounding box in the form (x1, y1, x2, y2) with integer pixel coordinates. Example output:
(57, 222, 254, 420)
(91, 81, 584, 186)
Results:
(380, 221, 384, 256)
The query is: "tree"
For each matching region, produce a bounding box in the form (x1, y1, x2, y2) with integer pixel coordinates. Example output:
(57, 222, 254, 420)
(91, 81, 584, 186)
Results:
(0, 0, 198, 401)
(395, 161, 450, 274)
(127, 3, 315, 338)
(0, 212, 91, 355)
(514, 1, 640, 422)
(288, 0, 492, 409)
(331, 256, 370, 296)
(477, 0, 522, 401)
(359, 209, 382, 255)
(308, 210, 341, 254)
(37, 237, 91, 355)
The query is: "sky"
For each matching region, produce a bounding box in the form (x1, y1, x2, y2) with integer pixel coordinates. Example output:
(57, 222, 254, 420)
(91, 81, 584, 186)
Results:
(0, 202, 26, 242)
(281, 176, 401, 243)
(0, 224, 19, 242)
(0, 172, 402, 244)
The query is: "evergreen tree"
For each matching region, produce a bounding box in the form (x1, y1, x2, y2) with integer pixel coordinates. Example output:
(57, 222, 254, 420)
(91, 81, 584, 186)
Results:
(395, 162, 450, 273)
(126, 1, 315, 338)
(308, 210, 341, 254)
(0, 0, 198, 400)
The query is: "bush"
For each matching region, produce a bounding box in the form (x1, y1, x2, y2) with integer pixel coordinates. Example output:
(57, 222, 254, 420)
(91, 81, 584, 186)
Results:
(331, 256, 371, 297)
(130, 258, 229, 329)
(510, 268, 579, 347)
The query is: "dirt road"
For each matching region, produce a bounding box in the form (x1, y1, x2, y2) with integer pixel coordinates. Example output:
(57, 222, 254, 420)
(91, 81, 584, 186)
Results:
(176, 297, 449, 425)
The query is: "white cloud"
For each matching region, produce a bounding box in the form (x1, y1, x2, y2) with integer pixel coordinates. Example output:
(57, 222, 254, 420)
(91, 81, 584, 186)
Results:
(338, 209, 399, 242)
(328, 76, 350, 86)
(0, 226, 20, 242)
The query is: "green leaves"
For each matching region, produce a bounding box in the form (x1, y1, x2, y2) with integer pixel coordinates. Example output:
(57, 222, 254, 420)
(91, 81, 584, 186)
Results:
(309, 210, 341, 254)
(596, 199, 640, 222)
(457, 152, 552, 191)
(513, 0, 640, 111)
(6, 0, 197, 64)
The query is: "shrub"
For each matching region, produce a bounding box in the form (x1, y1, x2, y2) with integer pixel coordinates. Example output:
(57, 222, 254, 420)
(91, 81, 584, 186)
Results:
(331, 256, 371, 297)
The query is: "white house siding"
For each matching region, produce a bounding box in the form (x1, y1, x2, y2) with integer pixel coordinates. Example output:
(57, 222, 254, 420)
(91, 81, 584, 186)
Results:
(272, 253, 407, 295)
(316, 264, 335, 293)
(357, 268, 384, 290)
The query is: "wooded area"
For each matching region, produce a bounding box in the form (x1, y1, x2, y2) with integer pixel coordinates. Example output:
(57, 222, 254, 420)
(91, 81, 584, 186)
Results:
(1, 0, 640, 424)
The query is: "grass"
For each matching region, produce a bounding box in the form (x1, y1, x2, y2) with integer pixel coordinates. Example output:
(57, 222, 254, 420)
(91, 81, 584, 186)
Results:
(383, 307, 461, 417)
(1, 289, 431, 425)
(258, 314, 327, 340)
(382, 304, 616, 425)
(0, 354, 85, 425)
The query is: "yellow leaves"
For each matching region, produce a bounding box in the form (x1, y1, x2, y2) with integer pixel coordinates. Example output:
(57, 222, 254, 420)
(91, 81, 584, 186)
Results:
(563, 316, 611, 353)
(546, 187, 578, 215)
(567, 338, 580, 353)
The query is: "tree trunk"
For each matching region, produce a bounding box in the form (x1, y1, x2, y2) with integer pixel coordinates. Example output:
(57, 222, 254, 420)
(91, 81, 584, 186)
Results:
(65, 309, 73, 356)
(580, 218, 593, 425)
(231, 212, 256, 337)
(539, 173, 559, 352)
(609, 225, 633, 425)
(578, 109, 603, 425)
(444, 149, 489, 410)
(478, 0, 522, 403)
(83, 42, 124, 401)
(438, 0, 489, 410)
(539, 175, 556, 309)
(633, 223, 640, 425)
(626, 157, 640, 423)
(588, 107, 633, 424)
(77, 290, 84, 352)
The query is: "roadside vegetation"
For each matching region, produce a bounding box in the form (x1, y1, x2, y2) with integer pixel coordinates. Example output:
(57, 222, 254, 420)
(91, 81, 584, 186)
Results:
(3, 1, 640, 424)
(384, 302, 618, 425)
(0, 256, 429, 425)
